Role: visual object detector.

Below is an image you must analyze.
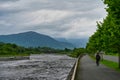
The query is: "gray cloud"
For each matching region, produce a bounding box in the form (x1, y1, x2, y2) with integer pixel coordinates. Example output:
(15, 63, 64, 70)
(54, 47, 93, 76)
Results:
(0, 0, 106, 38)
(0, 0, 19, 2)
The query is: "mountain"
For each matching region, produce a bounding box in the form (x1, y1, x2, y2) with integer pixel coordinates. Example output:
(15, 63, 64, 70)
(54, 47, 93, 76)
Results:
(0, 31, 74, 49)
(67, 38, 88, 48)
(55, 38, 88, 48)
(55, 38, 68, 42)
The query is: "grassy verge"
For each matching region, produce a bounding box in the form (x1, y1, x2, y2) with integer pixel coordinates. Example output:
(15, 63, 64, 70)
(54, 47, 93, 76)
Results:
(101, 59, 120, 72)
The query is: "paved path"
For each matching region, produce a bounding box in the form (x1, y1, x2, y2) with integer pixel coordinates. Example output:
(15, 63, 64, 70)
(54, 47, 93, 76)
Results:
(76, 55, 120, 80)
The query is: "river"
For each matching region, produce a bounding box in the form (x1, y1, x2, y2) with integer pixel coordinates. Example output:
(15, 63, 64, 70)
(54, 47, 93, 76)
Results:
(0, 54, 76, 80)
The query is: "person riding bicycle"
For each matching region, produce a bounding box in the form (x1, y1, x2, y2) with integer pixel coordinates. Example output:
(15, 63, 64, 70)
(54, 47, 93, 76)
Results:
(96, 52, 101, 66)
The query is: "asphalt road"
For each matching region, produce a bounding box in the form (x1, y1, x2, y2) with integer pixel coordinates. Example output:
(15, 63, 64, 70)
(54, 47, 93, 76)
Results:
(76, 55, 120, 80)
(103, 55, 118, 62)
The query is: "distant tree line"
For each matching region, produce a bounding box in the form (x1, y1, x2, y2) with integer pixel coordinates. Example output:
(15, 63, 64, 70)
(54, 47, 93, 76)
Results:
(86, 0, 120, 54)
(0, 42, 70, 56)
(69, 48, 86, 57)
(0, 42, 86, 58)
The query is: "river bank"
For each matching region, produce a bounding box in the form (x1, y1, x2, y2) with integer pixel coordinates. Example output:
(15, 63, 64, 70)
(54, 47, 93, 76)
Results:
(0, 56, 30, 61)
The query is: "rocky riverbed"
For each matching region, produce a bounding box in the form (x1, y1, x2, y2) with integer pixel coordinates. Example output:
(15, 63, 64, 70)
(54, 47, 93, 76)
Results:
(0, 54, 76, 80)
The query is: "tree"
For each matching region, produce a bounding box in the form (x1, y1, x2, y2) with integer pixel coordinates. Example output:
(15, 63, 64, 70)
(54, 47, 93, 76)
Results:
(87, 0, 120, 68)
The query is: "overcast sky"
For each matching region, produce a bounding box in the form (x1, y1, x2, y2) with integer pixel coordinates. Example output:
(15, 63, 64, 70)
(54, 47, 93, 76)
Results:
(0, 0, 106, 39)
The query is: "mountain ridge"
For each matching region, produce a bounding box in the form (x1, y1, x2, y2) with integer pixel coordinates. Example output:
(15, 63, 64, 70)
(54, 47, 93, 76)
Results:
(0, 31, 74, 49)
(55, 38, 88, 48)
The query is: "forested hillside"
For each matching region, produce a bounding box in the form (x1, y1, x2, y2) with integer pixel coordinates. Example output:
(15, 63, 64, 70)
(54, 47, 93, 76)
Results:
(86, 0, 120, 54)
(0, 31, 74, 49)
(0, 42, 65, 56)
(55, 38, 88, 48)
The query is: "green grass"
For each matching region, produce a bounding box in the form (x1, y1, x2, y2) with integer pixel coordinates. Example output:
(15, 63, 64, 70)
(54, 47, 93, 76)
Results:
(101, 59, 120, 72)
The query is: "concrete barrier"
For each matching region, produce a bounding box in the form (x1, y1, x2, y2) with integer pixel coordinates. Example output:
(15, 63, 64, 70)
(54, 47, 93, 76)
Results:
(71, 58, 79, 80)
(67, 55, 81, 80)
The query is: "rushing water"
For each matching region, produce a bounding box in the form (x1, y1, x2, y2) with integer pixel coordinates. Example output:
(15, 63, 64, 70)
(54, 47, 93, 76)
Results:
(0, 54, 76, 80)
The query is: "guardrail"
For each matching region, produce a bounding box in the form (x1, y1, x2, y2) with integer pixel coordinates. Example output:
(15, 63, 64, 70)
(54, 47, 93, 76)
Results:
(71, 57, 79, 80)
(67, 55, 82, 80)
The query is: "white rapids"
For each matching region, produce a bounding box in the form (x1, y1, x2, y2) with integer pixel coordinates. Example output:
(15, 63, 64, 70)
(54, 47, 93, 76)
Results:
(0, 54, 76, 80)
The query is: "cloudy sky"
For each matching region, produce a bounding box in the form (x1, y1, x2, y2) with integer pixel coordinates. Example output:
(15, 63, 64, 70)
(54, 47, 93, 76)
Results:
(0, 0, 106, 39)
